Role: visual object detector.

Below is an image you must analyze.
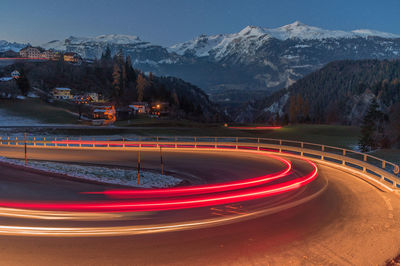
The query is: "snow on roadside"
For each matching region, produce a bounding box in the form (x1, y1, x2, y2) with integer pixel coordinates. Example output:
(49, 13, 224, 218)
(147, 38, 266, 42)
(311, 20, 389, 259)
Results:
(0, 157, 182, 188)
(0, 109, 43, 126)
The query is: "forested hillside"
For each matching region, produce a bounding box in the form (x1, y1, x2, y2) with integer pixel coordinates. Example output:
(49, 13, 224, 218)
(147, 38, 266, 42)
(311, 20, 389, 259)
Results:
(0, 51, 223, 122)
(252, 59, 400, 122)
(252, 59, 400, 148)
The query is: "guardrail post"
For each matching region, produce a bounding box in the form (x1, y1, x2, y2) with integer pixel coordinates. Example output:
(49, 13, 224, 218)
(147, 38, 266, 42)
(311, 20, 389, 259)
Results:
(382, 161, 386, 169)
(236, 137, 238, 149)
(215, 137, 217, 148)
(363, 154, 367, 162)
(44, 137, 46, 147)
(321, 145, 325, 160)
(194, 137, 197, 148)
(300, 142, 304, 156)
(24, 132, 27, 165)
(394, 165, 400, 175)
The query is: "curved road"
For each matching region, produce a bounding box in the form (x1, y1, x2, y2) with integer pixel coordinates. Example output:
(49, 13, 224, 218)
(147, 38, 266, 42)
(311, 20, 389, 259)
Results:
(0, 146, 399, 265)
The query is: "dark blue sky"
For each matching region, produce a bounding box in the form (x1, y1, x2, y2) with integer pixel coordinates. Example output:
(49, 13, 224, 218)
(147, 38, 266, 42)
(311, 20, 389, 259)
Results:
(1, 0, 399, 46)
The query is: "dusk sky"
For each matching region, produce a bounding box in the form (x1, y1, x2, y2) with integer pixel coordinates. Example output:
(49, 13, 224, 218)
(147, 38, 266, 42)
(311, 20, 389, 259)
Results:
(1, 0, 399, 46)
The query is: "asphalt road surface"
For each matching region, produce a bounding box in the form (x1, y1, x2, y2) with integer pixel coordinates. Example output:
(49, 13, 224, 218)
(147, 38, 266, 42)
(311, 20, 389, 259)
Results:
(0, 146, 399, 265)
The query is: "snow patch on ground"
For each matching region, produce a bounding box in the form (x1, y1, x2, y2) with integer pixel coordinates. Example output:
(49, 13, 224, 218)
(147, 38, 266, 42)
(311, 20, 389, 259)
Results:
(263, 92, 289, 116)
(0, 109, 43, 126)
(0, 157, 182, 188)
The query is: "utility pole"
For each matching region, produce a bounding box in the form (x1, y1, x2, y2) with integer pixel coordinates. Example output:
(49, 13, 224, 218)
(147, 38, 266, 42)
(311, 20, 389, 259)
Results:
(137, 149, 141, 185)
(24, 131, 27, 166)
(160, 146, 164, 175)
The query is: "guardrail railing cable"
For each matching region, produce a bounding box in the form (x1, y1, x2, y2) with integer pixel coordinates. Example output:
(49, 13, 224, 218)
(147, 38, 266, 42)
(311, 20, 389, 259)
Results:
(0, 135, 398, 190)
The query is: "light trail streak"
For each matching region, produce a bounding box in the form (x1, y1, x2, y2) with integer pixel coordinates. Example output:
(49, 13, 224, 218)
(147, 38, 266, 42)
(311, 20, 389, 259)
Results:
(0, 57, 49, 60)
(85, 153, 292, 198)
(0, 160, 317, 212)
(0, 146, 320, 237)
(227, 126, 282, 130)
(0, 176, 328, 237)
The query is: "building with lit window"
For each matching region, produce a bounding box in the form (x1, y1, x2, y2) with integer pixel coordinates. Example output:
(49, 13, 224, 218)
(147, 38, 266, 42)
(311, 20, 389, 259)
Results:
(151, 102, 170, 117)
(19, 46, 44, 58)
(63, 52, 81, 63)
(52, 88, 72, 100)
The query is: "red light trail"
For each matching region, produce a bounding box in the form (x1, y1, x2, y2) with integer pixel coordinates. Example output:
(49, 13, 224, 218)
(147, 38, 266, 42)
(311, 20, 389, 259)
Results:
(0, 159, 317, 212)
(85, 153, 292, 198)
(227, 126, 282, 130)
(0, 57, 49, 60)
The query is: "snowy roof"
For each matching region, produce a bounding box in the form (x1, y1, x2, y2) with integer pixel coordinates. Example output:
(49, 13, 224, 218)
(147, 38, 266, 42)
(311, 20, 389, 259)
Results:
(128, 105, 139, 110)
(0, 77, 13, 82)
(54, 87, 71, 91)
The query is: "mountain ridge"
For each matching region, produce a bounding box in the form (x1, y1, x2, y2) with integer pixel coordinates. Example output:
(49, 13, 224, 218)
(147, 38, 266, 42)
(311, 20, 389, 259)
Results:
(1, 21, 400, 114)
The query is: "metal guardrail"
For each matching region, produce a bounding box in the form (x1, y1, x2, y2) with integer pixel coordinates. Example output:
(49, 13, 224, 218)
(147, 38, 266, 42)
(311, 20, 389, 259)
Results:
(0, 135, 399, 190)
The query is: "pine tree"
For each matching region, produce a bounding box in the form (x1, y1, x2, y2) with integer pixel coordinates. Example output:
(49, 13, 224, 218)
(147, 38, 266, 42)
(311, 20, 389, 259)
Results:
(102, 46, 111, 61)
(112, 63, 122, 100)
(16, 69, 30, 96)
(172, 88, 179, 106)
(121, 59, 127, 91)
(125, 55, 136, 82)
(136, 74, 148, 102)
(288, 95, 297, 123)
(359, 99, 383, 152)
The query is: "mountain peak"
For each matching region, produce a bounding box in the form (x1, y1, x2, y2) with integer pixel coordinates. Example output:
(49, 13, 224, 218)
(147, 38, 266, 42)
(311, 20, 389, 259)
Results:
(238, 25, 267, 37)
(285, 21, 307, 27)
(64, 34, 143, 45)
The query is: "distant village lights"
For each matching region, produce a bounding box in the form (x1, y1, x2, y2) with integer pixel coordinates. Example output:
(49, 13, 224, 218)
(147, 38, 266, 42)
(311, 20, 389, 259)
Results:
(18, 45, 81, 63)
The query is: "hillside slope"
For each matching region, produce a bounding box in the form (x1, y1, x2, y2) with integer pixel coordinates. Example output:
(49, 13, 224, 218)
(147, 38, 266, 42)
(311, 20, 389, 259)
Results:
(248, 59, 400, 125)
(0, 59, 223, 122)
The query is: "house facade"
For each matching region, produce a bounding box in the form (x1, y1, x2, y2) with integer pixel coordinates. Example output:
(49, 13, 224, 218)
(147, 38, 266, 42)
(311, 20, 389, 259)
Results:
(52, 88, 72, 100)
(19, 46, 43, 58)
(64, 52, 81, 63)
(151, 102, 170, 117)
(129, 102, 149, 114)
(11, 70, 20, 79)
(19, 46, 57, 59)
(91, 105, 116, 125)
(87, 92, 99, 102)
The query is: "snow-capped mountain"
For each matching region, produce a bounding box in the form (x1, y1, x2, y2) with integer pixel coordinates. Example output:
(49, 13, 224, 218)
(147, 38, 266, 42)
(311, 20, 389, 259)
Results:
(42, 34, 174, 64)
(43, 34, 145, 51)
(162, 22, 400, 109)
(169, 21, 400, 59)
(0, 40, 27, 52)
(3, 22, 400, 111)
